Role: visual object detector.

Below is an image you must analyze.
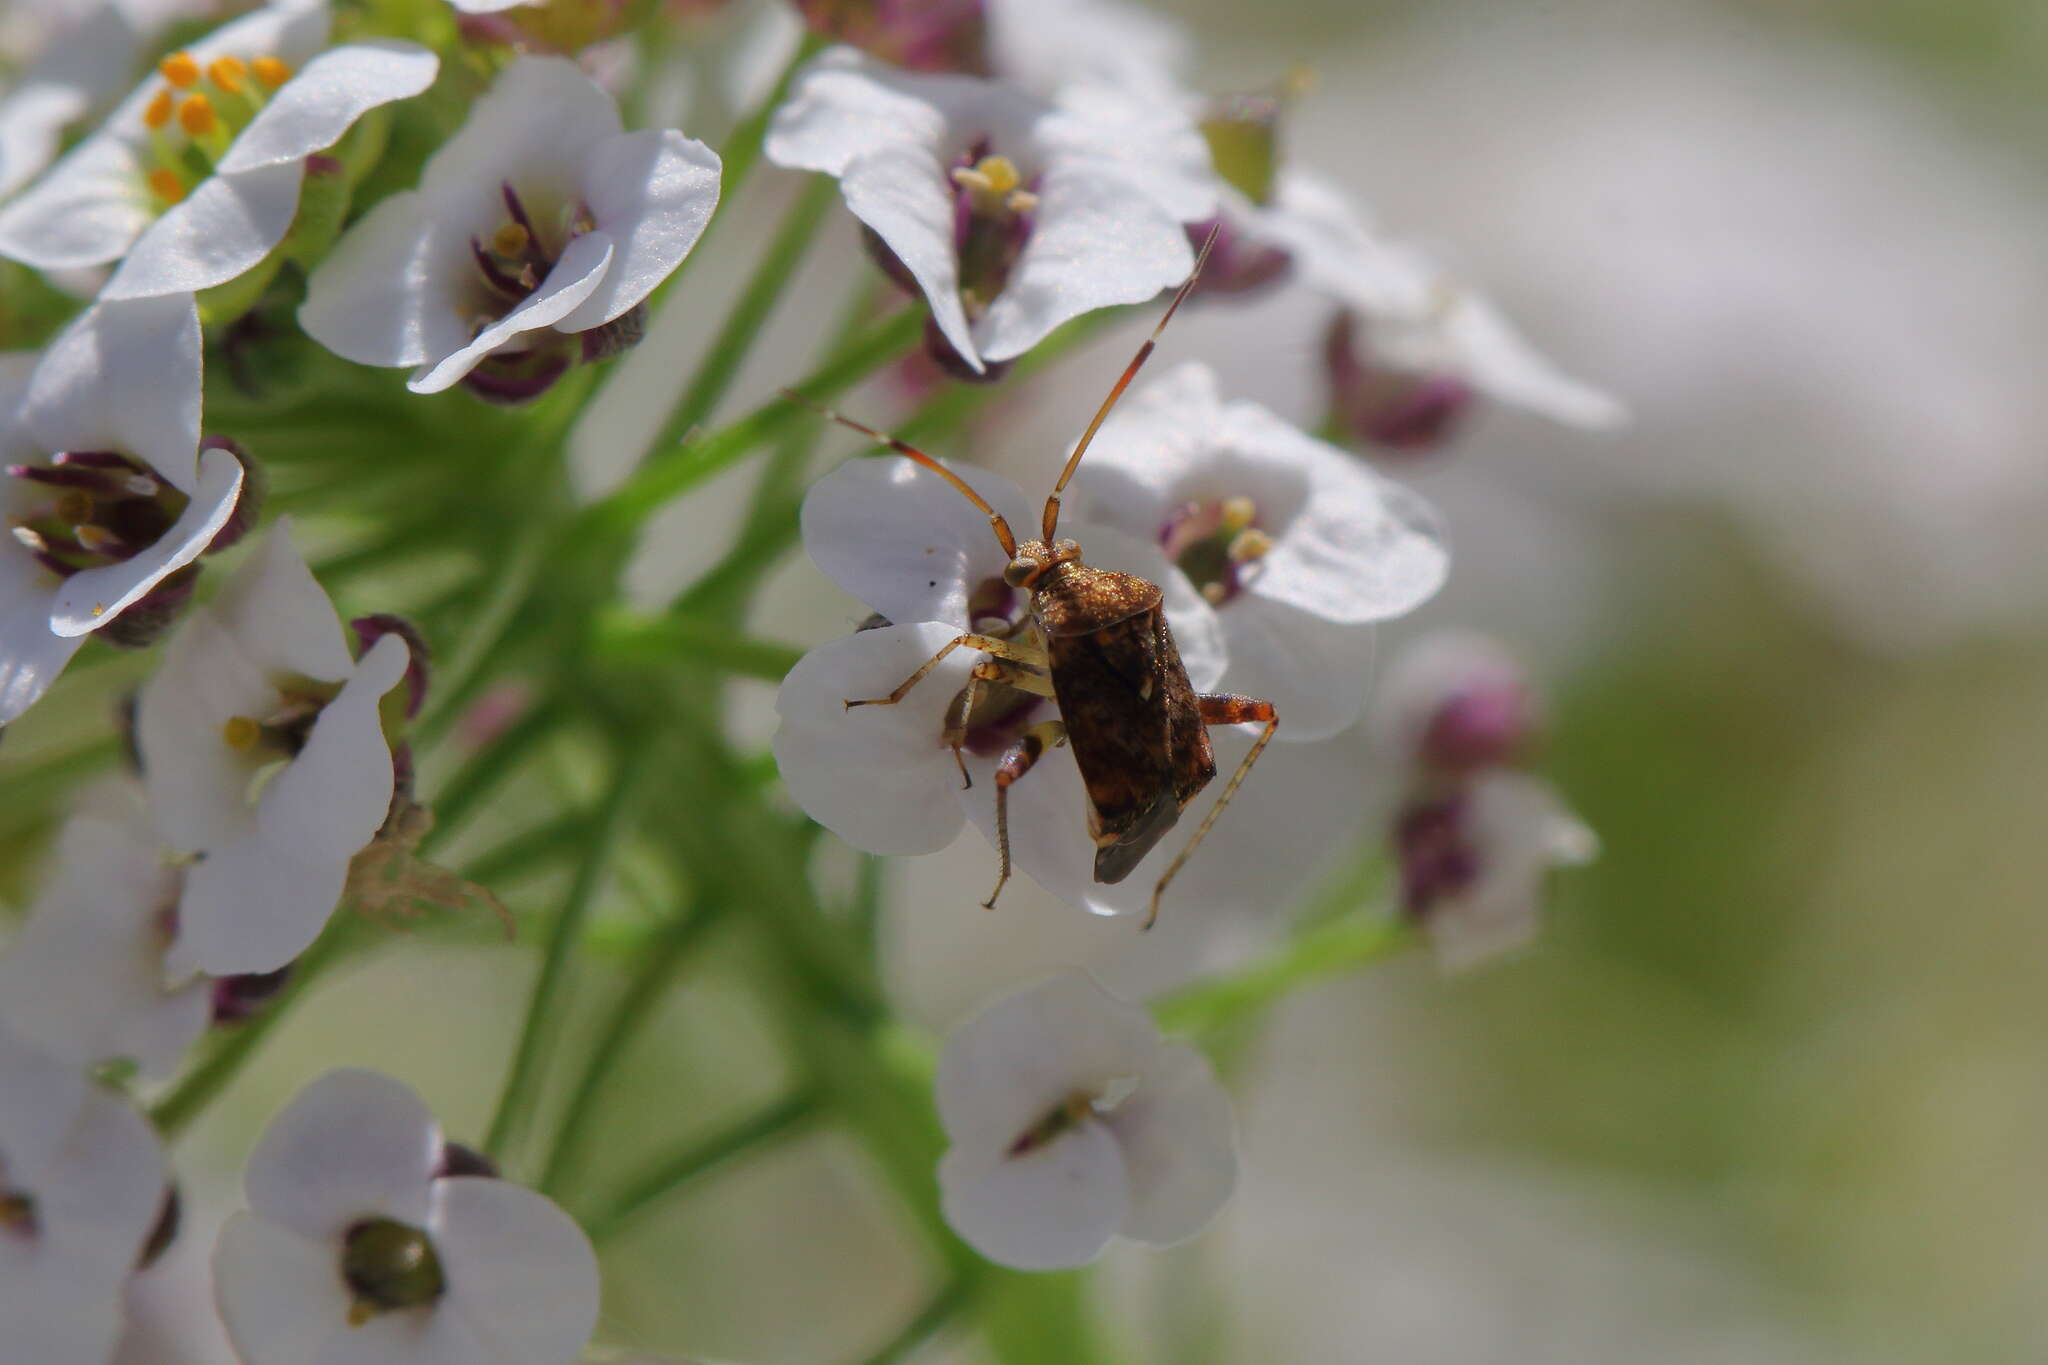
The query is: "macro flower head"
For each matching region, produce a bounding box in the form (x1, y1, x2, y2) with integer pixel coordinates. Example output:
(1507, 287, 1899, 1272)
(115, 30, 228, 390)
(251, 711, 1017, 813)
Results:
(936, 970, 1235, 1269)
(136, 520, 410, 979)
(300, 54, 721, 399)
(0, 1, 438, 301)
(1, 293, 243, 724)
(766, 47, 1214, 375)
(214, 1068, 600, 1365)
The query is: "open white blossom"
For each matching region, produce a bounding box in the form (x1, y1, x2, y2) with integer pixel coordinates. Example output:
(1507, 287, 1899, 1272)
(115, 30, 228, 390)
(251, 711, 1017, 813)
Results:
(765, 47, 1213, 373)
(1, 293, 243, 725)
(0, 781, 208, 1080)
(136, 520, 408, 979)
(0, 2, 438, 300)
(0, 1017, 167, 1365)
(0, 1, 189, 200)
(936, 970, 1234, 1269)
(1070, 362, 1447, 739)
(300, 54, 720, 397)
(214, 1068, 600, 1365)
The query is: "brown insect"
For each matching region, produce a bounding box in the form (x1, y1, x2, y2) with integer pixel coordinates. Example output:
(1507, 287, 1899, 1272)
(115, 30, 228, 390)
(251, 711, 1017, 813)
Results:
(790, 232, 1276, 928)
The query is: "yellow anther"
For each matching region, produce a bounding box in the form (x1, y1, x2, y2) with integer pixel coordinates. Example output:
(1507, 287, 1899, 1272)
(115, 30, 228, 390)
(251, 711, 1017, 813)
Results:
(974, 155, 1021, 195)
(178, 94, 218, 138)
(1227, 526, 1274, 563)
(251, 56, 293, 89)
(207, 55, 248, 95)
(490, 222, 531, 258)
(222, 716, 263, 752)
(147, 168, 187, 204)
(1201, 582, 1227, 605)
(159, 52, 201, 88)
(1005, 188, 1039, 215)
(74, 525, 119, 554)
(143, 88, 176, 130)
(1220, 495, 1257, 532)
(949, 165, 993, 193)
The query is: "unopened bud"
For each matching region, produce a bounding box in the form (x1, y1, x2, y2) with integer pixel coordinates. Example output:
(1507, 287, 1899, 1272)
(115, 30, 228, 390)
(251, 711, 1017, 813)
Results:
(1324, 310, 1477, 456)
(211, 966, 293, 1025)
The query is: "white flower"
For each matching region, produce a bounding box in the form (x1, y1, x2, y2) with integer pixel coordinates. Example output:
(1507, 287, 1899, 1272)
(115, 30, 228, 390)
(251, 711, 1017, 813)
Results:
(299, 54, 721, 396)
(0, 781, 208, 1080)
(1367, 628, 1536, 774)
(985, 0, 1190, 102)
(0, 1017, 166, 1365)
(0, 3, 439, 300)
(0, 3, 161, 201)
(136, 520, 409, 979)
(1, 293, 243, 725)
(214, 1068, 600, 1365)
(936, 970, 1234, 1270)
(1069, 362, 1447, 740)
(765, 47, 1213, 373)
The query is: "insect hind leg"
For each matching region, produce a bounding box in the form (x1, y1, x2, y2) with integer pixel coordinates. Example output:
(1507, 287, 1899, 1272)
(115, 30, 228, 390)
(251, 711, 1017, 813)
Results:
(1143, 694, 1277, 931)
(983, 719, 1067, 911)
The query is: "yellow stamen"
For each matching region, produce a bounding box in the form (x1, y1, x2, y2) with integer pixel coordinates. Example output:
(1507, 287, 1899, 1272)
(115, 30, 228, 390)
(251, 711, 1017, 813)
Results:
(207, 55, 248, 95)
(251, 56, 293, 89)
(178, 93, 218, 138)
(974, 155, 1021, 195)
(148, 168, 187, 204)
(490, 222, 530, 258)
(143, 88, 176, 130)
(222, 716, 263, 751)
(1201, 582, 1227, 605)
(1220, 496, 1257, 533)
(1005, 188, 1039, 215)
(1227, 526, 1274, 563)
(159, 52, 201, 88)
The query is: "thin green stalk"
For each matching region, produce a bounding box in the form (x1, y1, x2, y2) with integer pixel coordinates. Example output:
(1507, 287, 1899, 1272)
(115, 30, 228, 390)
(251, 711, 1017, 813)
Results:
(419, 693, 569, 855)
(654, 172, 841, 450)
(1150, 908, 1414, 1038)
(591, 610, 802, 680)
(582, 1090, 824, 1240)
(539, 896, 728, 1196)
(461, 811, 586, 887)
(482, 739, 657, 1165)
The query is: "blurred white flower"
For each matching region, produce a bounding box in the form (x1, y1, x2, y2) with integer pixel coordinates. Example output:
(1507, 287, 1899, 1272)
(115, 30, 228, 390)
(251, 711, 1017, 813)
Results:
(1368, 628, 1536, 775)
(136, 520, 409, 979)
(765, 47, 1213, 373)
(0, 1016, 166, 1365)
(936, 970, 1234, 1269)
(214, 1068, 600, 1365)
(1070, 361, 1447, 739)
(0, 2, 439, 299)
(300, 54, 720, 398)
(1, 293, 243, 724)
(0, 781, 208, 1080)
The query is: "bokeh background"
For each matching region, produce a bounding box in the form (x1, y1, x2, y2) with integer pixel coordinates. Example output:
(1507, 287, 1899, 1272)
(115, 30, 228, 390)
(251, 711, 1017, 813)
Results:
(8, 0, 2048, 1361)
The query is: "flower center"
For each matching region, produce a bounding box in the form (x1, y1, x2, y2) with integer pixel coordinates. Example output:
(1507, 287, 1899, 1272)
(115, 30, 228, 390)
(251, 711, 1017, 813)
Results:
(1158, 496, 1272, 605)
(140, 50, 295, 207)
(1394, 794, 1479, 917)
(469, 181, 595, 312)
(220, 674, 344, 799)
(340, 1217, 446, 1322)
(1006, 1089, 1101, 1158)
(7, 451, 188, 583)
(947, 145, 1038, 321)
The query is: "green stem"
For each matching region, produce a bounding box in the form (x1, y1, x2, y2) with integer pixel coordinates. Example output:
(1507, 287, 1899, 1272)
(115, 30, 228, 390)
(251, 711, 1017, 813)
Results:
(1150, 907, 1414, 1039)
(591, 610, 802, 681)
(863, 1274, 981, 1365)
(419, 694, 569, 855)
(653, 172, 841, 451)
(582, 1090, 824, 1240)
(482, 739, 656, 1165)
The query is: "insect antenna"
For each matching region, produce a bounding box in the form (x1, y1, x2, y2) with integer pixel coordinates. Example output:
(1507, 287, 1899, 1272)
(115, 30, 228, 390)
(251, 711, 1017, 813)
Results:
(1040, 224, 1221, 543)
(780, 389, 1019, 558)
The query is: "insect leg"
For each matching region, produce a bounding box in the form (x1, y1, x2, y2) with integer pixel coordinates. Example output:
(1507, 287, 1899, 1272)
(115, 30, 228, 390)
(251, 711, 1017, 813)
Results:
(844, 633, 1046, 709)
(983, 719, 1068, 911)
(1142, 694, 1278, 930)
(940, 656, 1055, 789)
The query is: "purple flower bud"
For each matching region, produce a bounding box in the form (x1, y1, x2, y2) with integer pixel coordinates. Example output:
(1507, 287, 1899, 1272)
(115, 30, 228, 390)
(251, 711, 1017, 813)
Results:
(211, 966, 294, 1025)
(793, 0, 991, 74)
(1324, 310, 1478, 456)
(435, 1142, 500, 1180)
(351, 615, 432, 719)
(1420, 679, 1536, 775)
(1393, 793, 1479, 918)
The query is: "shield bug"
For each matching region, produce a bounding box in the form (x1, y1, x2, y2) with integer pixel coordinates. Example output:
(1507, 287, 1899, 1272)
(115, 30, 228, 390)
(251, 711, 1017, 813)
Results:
(789, 231, 1276, 928)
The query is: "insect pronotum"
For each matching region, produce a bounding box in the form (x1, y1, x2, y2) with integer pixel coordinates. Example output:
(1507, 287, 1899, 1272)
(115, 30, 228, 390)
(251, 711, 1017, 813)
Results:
(788, 229, 1277, 929)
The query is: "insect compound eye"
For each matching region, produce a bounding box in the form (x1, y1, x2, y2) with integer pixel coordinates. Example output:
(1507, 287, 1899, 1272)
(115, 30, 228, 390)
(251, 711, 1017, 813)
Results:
(1002, 558, 1036, 588)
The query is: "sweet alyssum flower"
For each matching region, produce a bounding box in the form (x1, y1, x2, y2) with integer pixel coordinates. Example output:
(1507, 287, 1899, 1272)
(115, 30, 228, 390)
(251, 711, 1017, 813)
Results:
(300, 54, 721, 398)
(214, 1068, 600, 1365)
(0, 1017, 167, 1365)
(936, 970, 1234, 1270)
(1, 292, 244, 725)
(1069, 361, 1448, 740)
(766, 47, 1213, 375)
(0, 1, 439, 301)
(136, 520, 410, 979)
(0, 781, 208, 1080)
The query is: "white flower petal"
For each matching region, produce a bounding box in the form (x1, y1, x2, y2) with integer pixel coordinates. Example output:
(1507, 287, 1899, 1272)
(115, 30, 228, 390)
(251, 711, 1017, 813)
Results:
(0, 4, 142, 199)
(310, 1308, 488, 1365)
(253, 631, 405, 863)
(1248, 171, 1431, 318)
(1367, 629, 1528, 767)
(215, 41, 438, 175)
(135, 609, 274, 855)
(1209, 595, 1376, 742)
(554, 127, 720, 333)
(213, 1211, 355, 1365)
(207, 519, 356, 683)
(799, 454, 1034, 629)
(297, 189, 464, 370)
(1036, 85, 1214, 224)
(414, 55, 622, 211)
(166, 829, 348, 979)
(20, 292, 202, 489)
(0, 587, 85, 726)
(0, 131, 149, 270)
(763, 47, 951, 181)
(840, 142, 976, 367)
(1427, 772, 1597, 973)
(986, 0, 1192, 102)
(938, 1121, 1127, 1270)
(433, 1178, 601, 1365)
(102, 159, 307, 300)
(0, 1016, 91, 1182)
(1436, 287, 1626, 430)
(772, 622, 976, 856)
(1100, 1042, 1235, 1246)
(407, 228, 615, 393)
(48, 442, 242, 637)
(243, 1069, 440, 1241)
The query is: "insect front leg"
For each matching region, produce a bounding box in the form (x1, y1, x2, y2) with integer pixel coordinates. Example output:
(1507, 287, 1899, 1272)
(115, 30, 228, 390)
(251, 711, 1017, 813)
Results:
(1143, 694, 1278, 930)
(844, 633, 1046, 709)
(982, 718, 1068, 911)
(942, 656, 1057, 789)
